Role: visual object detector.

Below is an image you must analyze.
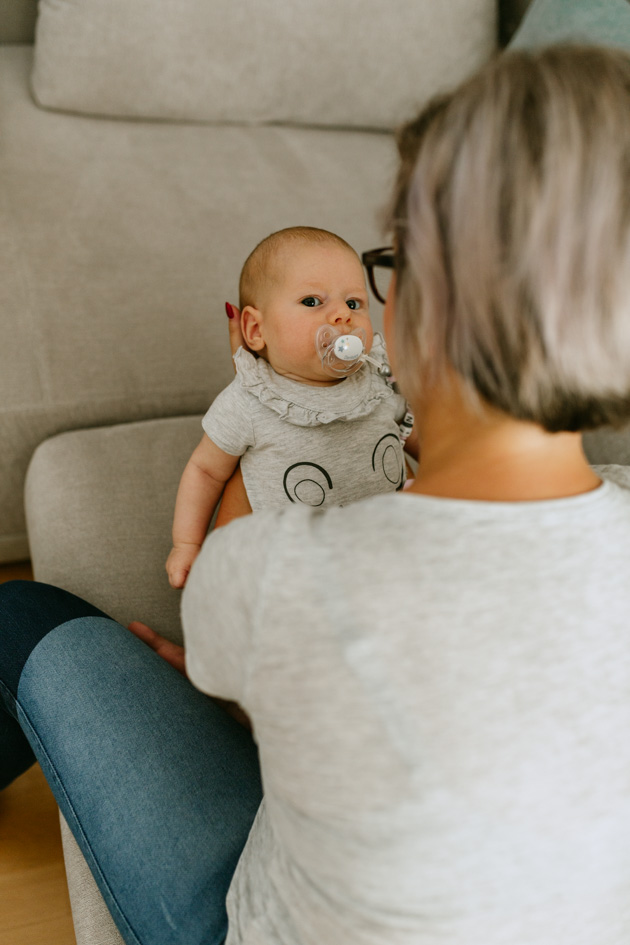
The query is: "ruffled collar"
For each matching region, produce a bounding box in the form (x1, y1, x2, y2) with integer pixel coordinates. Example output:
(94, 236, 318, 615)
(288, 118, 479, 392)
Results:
(233, 333, 395, 427)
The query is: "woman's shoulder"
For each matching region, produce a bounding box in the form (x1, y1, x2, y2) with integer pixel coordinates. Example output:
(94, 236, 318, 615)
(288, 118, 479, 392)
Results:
(204, 496, 402, 565)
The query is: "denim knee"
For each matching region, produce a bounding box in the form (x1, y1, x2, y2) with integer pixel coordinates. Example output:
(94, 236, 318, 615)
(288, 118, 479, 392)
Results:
(0, 580, 108, 696)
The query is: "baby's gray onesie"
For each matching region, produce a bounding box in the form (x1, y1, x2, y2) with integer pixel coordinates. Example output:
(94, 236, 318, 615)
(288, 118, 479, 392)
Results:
(202, 337, 408, 510)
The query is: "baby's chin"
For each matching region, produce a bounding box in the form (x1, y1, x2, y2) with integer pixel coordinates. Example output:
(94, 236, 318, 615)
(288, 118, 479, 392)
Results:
(263, 355, 342, 387)
(277, 366, 345, 387)
(267, 341, 372, 386)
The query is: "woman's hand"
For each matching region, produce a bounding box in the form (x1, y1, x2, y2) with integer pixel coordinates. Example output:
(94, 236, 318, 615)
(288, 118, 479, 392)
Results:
(128, 619, 252, 729)
(128, 620, 188, 677)
(214, 464, 251, 527)
(225, 302, 245, 360)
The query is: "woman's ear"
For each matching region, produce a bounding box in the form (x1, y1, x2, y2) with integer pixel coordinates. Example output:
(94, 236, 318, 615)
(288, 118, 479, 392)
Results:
(241, 306, 266, 352)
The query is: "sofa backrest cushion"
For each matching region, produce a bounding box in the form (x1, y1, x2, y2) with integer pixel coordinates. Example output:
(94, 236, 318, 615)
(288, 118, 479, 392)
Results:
(31, 0, 496, 130)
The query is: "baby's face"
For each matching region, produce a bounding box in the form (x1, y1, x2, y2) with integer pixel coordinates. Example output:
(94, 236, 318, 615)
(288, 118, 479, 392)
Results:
(251, 243, 373, 386)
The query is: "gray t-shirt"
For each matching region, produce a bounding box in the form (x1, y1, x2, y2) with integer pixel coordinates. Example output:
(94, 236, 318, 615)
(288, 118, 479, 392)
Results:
(202, 338, 408, 510)
(182, 464, 630, 945)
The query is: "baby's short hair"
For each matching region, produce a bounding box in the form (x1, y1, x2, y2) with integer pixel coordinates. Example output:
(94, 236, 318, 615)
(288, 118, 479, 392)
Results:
(389, 45, 630, 432)
(239, 226, 357, 310)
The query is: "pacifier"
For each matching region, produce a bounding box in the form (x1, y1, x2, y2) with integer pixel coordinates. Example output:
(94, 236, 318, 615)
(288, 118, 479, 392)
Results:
(316, 325, 388, 378)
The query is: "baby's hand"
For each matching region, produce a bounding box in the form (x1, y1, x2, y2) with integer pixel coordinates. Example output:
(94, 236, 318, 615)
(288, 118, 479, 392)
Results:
(166, 543, 201, 589)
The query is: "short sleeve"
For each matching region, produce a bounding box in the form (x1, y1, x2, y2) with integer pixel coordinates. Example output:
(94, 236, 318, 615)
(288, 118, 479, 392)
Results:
(201, 378, 255, 457)
(181, 510, 279, 702)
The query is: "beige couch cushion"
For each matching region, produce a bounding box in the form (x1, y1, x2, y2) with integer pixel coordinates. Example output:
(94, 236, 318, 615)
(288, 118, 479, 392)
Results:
(25, 416, 203, 642)
(32, 0, 496, 128)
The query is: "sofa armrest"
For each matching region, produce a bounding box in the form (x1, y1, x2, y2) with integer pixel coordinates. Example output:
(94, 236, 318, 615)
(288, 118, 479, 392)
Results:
(59, 813, 125, 945)
(24, 416, 203, 643)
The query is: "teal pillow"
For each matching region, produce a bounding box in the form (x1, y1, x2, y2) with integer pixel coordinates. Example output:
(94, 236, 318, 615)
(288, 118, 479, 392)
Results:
(510, 0, 630, 51)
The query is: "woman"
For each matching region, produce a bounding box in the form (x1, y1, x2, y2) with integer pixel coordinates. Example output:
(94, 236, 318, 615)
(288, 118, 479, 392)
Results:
(2, 46, 630, 945)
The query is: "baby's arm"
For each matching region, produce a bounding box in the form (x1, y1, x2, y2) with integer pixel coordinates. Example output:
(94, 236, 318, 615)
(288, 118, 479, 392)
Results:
(166, 434, 239, 588)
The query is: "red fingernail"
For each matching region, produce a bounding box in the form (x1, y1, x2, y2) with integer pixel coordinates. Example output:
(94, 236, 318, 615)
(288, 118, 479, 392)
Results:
(225, 302, 234, 319)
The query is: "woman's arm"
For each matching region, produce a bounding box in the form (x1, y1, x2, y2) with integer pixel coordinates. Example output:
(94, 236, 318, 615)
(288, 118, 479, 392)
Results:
(127, 619, 251, 729)
(214, 464, 252, 528)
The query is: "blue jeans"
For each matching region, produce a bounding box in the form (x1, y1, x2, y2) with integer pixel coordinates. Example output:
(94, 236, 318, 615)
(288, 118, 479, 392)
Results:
(0, 581, 263, 945)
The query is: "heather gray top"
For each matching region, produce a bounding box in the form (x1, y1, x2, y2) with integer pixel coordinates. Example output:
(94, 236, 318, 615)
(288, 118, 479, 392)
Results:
(183, 464, 630, 945)
(202, 336, 408, 510)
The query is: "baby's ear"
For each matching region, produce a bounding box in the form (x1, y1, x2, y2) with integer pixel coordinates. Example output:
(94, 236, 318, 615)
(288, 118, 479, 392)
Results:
(241, 306, 266, 352)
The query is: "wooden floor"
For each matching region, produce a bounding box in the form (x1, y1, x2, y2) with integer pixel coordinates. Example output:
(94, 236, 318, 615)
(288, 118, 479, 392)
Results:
(0, 562, 76, 945)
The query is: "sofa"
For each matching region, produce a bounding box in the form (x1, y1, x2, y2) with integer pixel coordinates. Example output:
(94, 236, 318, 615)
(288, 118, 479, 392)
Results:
(5, 0, 630, 942)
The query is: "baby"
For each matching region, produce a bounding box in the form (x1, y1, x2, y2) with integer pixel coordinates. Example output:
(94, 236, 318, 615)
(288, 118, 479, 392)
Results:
(167, 226, 415, 588)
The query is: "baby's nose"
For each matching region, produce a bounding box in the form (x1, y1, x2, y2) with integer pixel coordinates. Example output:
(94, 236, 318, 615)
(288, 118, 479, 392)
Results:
(329, 308, 352, 326)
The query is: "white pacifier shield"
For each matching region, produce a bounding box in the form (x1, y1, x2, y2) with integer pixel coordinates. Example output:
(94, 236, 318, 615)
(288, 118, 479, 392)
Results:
(315, 324, 367, 377)
(333, 334, 364, 361)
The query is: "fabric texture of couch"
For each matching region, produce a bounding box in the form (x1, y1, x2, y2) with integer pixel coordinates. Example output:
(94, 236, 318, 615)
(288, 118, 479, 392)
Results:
(11, 0, 630, 943)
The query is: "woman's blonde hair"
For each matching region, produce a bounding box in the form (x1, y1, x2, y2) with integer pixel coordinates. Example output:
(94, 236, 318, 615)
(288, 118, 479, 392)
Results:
(389, 46, 630, 431)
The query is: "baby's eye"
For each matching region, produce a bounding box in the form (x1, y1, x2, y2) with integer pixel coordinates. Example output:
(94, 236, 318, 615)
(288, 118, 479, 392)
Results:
(300, 297, 322, 307)
(346, 299, 361, 310)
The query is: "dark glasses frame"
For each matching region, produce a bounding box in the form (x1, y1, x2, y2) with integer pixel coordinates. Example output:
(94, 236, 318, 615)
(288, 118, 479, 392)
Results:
(361, 247, 395, 304)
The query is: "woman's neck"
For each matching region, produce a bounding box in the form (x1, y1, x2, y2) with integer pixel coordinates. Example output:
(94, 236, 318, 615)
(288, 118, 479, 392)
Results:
(407, 381, 602, 502)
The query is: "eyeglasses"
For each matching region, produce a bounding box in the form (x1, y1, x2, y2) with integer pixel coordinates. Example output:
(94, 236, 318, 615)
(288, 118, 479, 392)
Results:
(361, 246, 395, 305)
